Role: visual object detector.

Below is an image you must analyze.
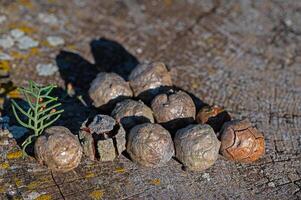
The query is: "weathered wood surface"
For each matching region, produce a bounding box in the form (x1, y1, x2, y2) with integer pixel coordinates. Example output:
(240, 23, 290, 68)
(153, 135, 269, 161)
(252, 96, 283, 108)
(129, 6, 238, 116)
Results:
(0, 0, 300, 199)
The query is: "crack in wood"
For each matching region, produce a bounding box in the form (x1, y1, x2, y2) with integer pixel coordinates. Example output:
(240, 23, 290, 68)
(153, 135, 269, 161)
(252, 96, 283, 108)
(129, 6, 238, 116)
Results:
(51, 171, 66, 200)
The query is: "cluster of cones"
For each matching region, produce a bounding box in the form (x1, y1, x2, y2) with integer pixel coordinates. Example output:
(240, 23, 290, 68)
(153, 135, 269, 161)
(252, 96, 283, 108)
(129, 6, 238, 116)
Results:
(30, 62, 265, 172)
(81, 62, 265, 171)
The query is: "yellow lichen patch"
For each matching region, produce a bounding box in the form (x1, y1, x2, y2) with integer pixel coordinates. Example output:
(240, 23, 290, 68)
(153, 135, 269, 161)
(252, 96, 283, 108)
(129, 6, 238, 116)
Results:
(28, 177, 52, 190)
(7, 88, 21, 99)
(41, 40, 52, 48)
(39, 177, 51, 183)
(0, 61, 10, 72)
(47, 7, 57, 14)
(0, 98, 4, 108)
(10, 48, 40, 61)
(150, 178, 161, 186)
(0, 186, 5, 193)
(65, 44, 77, 51)
(14, 178, 22, 187)
(164, 0, 173, 6)
(11, 51, 28, 60)
(47, 0, 57, 3)
(114, 167, 125, 173)
(0, 81, 21, 100)
(35, 194, 52, 200)
(27, 181, 39, 190)
(29, 47, 40, 56)
(7, 150, 23, 159)
(191, 83, 198, 89)
(89, 190, 104, 200)
(0, 162, 10, 169)
(17, 0, 34, 9)
(8, 24, 36, 35)
(85, 172, 95, 178)
(191, 80, 199, 90)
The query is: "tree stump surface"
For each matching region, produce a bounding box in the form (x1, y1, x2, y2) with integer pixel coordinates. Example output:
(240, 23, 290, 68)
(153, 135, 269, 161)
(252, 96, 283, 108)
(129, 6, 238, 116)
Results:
(0, 1, 300, 199)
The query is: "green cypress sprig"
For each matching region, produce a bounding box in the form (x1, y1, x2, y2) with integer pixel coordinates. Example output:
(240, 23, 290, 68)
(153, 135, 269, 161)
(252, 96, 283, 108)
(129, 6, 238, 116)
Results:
(11, 80, 64, 157)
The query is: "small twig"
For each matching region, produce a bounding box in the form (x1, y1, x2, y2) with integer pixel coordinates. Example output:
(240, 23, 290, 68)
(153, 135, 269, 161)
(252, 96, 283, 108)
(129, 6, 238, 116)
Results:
(77, 95, 88, 107)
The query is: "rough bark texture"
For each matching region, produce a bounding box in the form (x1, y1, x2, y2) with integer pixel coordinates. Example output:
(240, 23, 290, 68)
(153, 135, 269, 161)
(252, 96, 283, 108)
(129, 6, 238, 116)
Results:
(0, 0, 300, 200)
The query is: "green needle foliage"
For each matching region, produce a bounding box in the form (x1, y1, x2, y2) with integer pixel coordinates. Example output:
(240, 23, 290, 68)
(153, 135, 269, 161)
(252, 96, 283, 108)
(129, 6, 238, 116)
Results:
(11, 80, 64, 157)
